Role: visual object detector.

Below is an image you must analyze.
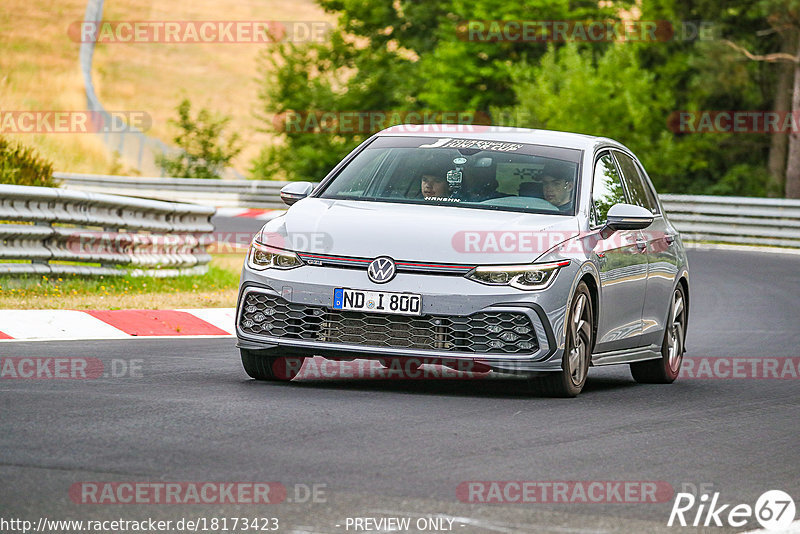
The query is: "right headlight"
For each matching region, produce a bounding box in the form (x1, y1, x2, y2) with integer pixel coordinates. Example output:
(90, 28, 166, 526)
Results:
(247, 240, 304, 271)
(465, 260, 569, 290)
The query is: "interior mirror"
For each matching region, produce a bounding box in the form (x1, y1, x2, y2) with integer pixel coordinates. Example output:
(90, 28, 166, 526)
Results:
(604, 203, 654, 233)
(280, 182, 314, 206)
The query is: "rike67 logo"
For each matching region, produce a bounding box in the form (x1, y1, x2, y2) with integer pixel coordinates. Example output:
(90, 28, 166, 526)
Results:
(668, 490, 795, 530)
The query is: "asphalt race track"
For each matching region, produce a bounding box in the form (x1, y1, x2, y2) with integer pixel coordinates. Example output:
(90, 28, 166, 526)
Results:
(1, 247, 798, 533)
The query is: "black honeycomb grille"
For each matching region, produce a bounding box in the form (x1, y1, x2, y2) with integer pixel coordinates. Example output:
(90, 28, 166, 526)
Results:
(238, 291, 538, 354)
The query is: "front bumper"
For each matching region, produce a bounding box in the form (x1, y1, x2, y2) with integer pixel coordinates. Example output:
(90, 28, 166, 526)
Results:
(235, 264, 574, 373)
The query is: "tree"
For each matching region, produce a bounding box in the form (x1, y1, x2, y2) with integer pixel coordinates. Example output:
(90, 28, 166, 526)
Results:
(253, 0, 621, 181)
(638, 0, 794, 197)
(720, 0, 800, 198)
(0, 136, 57, 187)
(157, 99, 242, 179)
(252, 31, 415, 180)
(503, 42, 719, 194)
(255, 0, 789, 196)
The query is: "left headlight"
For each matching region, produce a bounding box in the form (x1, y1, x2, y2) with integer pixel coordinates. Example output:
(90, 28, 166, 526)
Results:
(465, 260, 569, 290)
(247, 241, 304, 271)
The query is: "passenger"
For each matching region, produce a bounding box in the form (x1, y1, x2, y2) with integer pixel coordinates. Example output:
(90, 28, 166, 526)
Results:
(541, 165, 575, 212)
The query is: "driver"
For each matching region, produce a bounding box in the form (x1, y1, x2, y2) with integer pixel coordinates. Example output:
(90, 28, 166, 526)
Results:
(420, 172, 450, 199)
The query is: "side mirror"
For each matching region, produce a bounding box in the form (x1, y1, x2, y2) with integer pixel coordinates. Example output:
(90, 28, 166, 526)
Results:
(280, 182, 314, 206)
(603, 203, 654, 233)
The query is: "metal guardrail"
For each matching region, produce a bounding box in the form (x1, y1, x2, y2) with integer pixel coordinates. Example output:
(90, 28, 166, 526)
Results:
(80, 0, 174, 175)
(56, 172, 288, 209)
(0, 184, 216, 277)
(659, 194, 800, 249)
(55, 173, 800, 249)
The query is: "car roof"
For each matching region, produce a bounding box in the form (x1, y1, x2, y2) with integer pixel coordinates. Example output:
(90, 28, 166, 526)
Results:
(376, 124, 628, 153)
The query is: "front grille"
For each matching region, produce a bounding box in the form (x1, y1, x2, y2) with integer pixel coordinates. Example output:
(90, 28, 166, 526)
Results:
(295, 252, 475, 275)
(239, 291, 538, 354)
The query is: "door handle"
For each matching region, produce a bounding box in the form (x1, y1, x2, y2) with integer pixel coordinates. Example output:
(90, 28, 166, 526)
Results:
(665, 234, 675, 245)
(635, 238, 647, 252)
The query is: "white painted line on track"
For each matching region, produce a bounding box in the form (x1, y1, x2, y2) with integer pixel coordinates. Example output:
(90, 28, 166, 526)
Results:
(0, 334, 236, 343)
(0, 309, 129, 340)
(176, 307, 237, 334)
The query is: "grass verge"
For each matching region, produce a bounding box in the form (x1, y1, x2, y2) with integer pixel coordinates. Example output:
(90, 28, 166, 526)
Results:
(0, 253, 244, 310)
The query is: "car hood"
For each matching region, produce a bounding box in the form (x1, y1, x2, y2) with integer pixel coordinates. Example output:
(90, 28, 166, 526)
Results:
(261, 198, 580, 265)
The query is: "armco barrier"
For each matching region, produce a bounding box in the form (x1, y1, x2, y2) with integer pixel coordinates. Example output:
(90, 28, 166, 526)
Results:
(659, 194, 800, 248)
(56, 172, 287, 209)
(55, 173, 800, 249)
(0, 184, 215, 277)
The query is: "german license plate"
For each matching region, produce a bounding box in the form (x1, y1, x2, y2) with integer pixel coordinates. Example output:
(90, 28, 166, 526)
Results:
(332, 288, 422, 316)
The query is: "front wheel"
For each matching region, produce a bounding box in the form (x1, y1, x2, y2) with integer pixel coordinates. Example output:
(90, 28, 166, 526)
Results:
(530, 282, 593, 397)
(630, 284, 686, 384)
(240, 349, 306, 381)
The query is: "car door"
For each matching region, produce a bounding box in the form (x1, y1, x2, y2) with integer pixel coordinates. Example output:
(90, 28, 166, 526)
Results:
(590, 151, 649, 353)
(613, 151, 680, 348)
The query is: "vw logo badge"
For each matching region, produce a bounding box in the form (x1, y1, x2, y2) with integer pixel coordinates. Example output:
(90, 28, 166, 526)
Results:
(367, 256, 396, 284)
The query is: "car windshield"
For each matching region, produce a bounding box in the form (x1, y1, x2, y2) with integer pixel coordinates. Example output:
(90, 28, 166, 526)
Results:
(318, 135, 582, 215)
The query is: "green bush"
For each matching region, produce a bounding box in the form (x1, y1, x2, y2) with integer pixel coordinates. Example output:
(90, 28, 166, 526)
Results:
(0, 136, 58, 187)
(157, 99, 242, 179)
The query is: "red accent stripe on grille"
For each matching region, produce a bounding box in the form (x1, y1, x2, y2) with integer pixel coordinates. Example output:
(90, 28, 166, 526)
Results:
(298, 253, 473, 270)
(396, 262, 473, 269)
(297, 253, 371, 263)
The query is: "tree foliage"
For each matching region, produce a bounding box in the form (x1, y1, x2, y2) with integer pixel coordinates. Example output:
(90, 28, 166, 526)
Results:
(158, 99, 242, 179)
(255, 0, 794, 197)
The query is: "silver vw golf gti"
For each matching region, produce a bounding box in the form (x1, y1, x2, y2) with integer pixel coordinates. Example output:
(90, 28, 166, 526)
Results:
(236, 126, 689, 396)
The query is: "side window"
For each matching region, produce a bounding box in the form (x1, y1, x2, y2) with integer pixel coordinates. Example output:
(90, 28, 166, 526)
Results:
(591, 152, 625, 227)
(323, 148, 386, 198)
(634, 161, 661, 214)
(614, 151, 657, 213)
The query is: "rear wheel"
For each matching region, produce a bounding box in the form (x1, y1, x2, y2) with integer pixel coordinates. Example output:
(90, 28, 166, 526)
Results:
(240, 349, 306, 381)
(531, 282, 593, 397)
(630, 284, 686, 384)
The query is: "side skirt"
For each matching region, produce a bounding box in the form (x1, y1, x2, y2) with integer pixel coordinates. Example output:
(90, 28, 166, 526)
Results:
(591, 345, 662, 366)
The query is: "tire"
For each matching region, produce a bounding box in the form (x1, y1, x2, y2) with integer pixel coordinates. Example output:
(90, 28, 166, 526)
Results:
(530, 282, 593, 398)
(240, 349, 306, 382)
(630, 284, 687, 384)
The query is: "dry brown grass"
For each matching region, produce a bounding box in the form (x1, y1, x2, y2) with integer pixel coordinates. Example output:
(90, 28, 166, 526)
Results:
(0, 0, 127, 173)
(1, 0, 332, 175)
